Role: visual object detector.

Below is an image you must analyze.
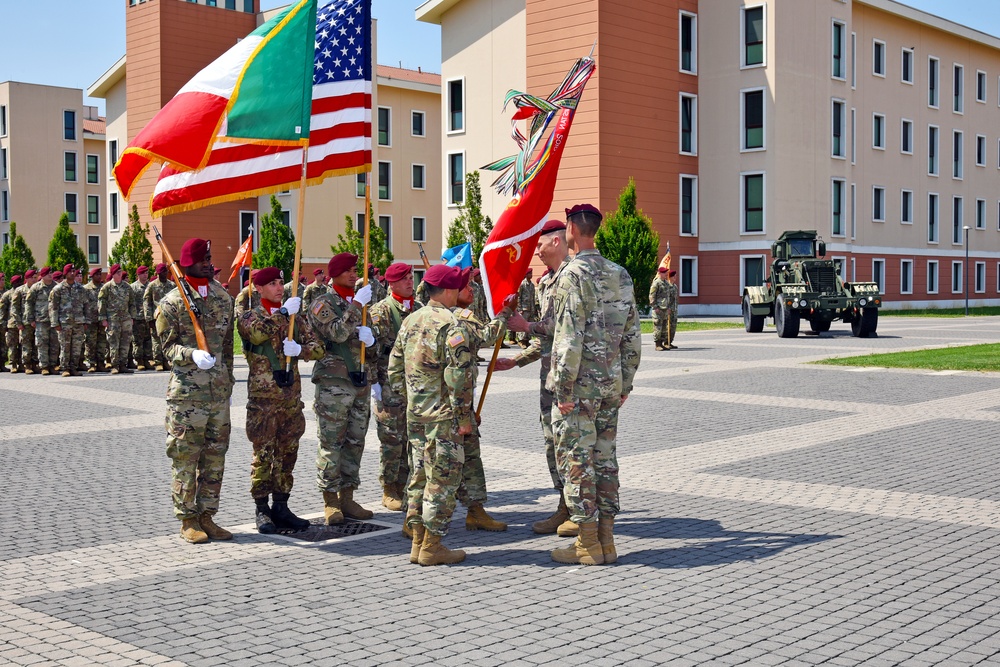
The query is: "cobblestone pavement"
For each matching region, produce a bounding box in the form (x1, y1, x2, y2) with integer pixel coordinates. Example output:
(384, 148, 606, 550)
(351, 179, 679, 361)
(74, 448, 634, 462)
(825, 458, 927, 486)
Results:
(3, 317, 1000, 666)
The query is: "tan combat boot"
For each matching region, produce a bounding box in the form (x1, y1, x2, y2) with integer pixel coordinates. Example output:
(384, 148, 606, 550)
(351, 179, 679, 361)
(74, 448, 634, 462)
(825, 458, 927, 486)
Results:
(382, 484, 404, 512)
(180, 518, 209, 544)
(532, 495, 570, 534)
(24, 367, 35, 375)
(409, 523, 426, 564)
(199, 514, 233, 540)
(557, 518, 580, 537)
(598, 516, 617, 564)
(323, 491, 344, 525)
(40, 368, 51, 376)
(61, 370, 72, 378)
(418, 532, 466, 566)
(465, 503, 507, 531)
(551, 522, 605, 565)
(340, 488, 373, 520)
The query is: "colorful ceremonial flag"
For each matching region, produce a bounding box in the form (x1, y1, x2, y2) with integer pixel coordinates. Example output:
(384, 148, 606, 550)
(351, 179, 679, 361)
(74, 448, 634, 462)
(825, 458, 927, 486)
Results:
(228, 232, 253, 288)
(441, 242, 473, 269)
(658, 242, 671, 273)
(114, 0, 372, 217)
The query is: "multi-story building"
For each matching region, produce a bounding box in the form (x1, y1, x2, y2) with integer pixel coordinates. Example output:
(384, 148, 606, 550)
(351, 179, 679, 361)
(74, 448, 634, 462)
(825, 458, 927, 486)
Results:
(419, 0, 1000, 312)
(0, 82, 108, 268)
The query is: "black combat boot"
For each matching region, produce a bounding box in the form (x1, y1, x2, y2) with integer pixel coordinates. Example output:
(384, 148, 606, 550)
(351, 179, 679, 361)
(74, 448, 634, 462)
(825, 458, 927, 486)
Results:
(270, 493, 310, 531)
(254, 497, 277, 534)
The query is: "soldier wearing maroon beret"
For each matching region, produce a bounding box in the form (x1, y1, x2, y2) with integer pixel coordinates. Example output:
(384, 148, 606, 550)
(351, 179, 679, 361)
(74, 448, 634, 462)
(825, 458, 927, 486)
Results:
(302, 265, 330, 313)
(14, 269, 40, 373)
(26, 266, 58, 374)
(99, 263, 137, 374)
(144, 262, 175, 372)
(0, 272, 12, 372)
(49, 265, 87, 376)
(130, 265, 154, 370)
(83, 266, 109, 373)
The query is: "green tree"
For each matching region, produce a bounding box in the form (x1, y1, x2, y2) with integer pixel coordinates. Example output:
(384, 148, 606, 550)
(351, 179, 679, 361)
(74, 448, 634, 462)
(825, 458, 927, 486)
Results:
(444, 170, 493, 267)
(252, 196, 298, 277)
(46, 212, 87, 274)
(595, 178, 660, 309)
(0, 222, 37, 277)
(108, 205, 154, 281)
(331, 202, 394, 273)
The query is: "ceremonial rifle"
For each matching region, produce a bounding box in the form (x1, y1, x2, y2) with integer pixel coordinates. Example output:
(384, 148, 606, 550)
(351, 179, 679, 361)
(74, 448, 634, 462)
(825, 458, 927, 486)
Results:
(152, 226, 210, 354)
(416, 242, 432, 270)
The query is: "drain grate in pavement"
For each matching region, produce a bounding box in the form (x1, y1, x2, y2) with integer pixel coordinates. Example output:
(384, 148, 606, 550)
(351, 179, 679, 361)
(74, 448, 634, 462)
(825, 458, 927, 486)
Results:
(276, 517, 392, 543)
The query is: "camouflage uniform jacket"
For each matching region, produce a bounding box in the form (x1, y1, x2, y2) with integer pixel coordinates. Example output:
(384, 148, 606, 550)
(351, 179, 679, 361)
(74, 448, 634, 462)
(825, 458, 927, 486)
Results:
(302, 281, 329, 313)
(512, 258, 570, 377)
(83, 282, 101, 324)
(282, 281, 305, 301)
(99, 280, 136, 322)
(233, 287, 260, 321)
(453, 306, 510, 384)
(369, 294, 419, 407)
(414, 280, 429, 308)
(357, 277, 386, 304)
(156, 281, 235, 402)
(26, 281, 55, 324)
(649, 276, 677, 314)
(470, 280, 489, 322)
(547, 249, 642, 403)
(131, 281, 151, 321)
(9, 283, 29, 327)
(517, 278, 539, 321)
(0, 288, 14, 327)
(144, 279, 175, 320)
(237, 303, 325, 400)
(49, 281, 87, 326)
(387, 300, 475, 430)
(306, 290, 377, 383)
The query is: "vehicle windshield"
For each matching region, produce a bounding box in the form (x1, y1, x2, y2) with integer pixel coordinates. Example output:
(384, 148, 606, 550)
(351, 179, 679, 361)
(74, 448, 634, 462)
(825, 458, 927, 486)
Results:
(788, 239, 814, 257)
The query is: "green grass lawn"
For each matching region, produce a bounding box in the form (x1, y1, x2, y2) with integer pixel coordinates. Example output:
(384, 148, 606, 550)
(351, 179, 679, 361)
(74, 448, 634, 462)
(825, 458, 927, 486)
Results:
(640, 320, 745, 334)
(880, 306, 1000, 317)
(816, 343, 1000, 372)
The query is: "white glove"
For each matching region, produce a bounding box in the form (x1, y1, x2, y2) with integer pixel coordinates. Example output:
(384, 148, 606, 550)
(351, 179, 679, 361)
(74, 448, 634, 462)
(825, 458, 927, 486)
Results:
(282, 338, 302, 357)
(357, 325, 375, 347)
(192, 350, 216, 370)
(371, 383, 382, 402)
(354, 283, 373, 307)
(282, 296, 301, 315)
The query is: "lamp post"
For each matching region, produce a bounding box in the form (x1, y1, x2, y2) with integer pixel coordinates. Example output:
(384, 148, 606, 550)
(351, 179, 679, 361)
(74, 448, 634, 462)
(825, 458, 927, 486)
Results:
(963, 225, 970, 316)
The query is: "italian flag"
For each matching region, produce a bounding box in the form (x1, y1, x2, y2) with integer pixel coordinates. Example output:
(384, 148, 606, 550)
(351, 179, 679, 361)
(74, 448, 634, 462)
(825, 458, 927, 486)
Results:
(114, 0, 317, 201)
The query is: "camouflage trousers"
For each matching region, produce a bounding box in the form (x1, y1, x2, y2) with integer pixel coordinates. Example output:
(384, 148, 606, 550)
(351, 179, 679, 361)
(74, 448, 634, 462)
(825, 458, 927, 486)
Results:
(552, 397, 621, 525)
(539, 386, 562, 490)
(653, 309, 676, 347)
(57, 325, 85, 372)
(34, 323, 59, 370)
(131, 319, 153, 364)
(406, 418, 464, 537)
(456, 425, 486, 506)
(165, 399, 232, 520)
(374, 398, 409, 489)
(85, 323, 108, 368)
(246, 396, 305, 498)
(20, 324, 36, 368)
(106, 319, 132, 369)
(0, 324, 8, 367)
(151, 325, 168, 368)
(314, 378, 370, 493)
(6, 327, 21, 368)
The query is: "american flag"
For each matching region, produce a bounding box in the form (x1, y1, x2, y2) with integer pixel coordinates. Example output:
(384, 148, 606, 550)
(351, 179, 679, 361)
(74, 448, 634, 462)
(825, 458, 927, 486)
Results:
(149, 0, 372, 217)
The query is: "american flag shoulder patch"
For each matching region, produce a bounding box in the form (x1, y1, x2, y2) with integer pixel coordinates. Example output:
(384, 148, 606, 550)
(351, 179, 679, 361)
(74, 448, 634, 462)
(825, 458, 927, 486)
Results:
(448, 332, 465, 348)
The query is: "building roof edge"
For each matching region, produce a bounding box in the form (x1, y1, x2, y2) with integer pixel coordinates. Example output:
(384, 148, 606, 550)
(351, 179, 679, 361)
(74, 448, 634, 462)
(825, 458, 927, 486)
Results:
(415, 0, 463, 25)
(858, 0, 1000, 51)
(87, 55, 127, 99)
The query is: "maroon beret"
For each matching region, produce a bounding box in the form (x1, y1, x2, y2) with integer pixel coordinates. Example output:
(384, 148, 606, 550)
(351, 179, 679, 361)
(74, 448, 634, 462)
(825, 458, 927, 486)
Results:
(24, 269, 36, 279)
(327, 252, 357, 278)
(471, 268, 481, 279)
(10, 275, 22, 285)
(154, 262, 168, 274)
(252, 267, 283, 286)
(299, 276, 307, 284)
(89, 267, 103, 278)
(525, 268, 533, 278)
(423, 264, 463, 289)
(658, 265, 669, 273)
(63, 264, 75, 274)
(243, 279, 250, 287)
(39, 267, 51, 277)
(459, 267, 472, 291)
(109, 264, 123, 276)
(384, 262, 412, 283)
(137, 266, 149, 276)
(221, 282, 229, 290)
(540, 219, 567, 235)
(313, 268, 324, 276)
(565, 203, 602, 221)
(52, 271, 64, 279)
(179, 238, 209, 267)
(669, 269, 677, 277)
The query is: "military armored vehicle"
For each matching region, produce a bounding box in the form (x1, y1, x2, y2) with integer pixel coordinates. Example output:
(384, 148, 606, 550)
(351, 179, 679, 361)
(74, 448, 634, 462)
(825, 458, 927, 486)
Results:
(742, 230, 881, 338)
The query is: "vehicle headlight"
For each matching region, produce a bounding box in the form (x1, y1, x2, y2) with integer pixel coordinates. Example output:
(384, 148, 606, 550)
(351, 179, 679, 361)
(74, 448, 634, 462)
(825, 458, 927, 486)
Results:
(799, 299, 808, 308)
(859, 298, 867, 306)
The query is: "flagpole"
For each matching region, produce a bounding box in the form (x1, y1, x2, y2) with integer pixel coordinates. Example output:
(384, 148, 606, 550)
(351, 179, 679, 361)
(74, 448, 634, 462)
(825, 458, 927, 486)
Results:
(284, 143, 309, 374)
(476, 293, 517, 418)
(359, 169, 371, 375)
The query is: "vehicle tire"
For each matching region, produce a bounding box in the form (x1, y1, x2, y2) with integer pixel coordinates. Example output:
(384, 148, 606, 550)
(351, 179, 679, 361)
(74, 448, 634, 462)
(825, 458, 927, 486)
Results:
(775, 297, 800, 338)
(809, 318, 831, 333)
(851, 307, 878, 338)
(743, 295, 765, 333)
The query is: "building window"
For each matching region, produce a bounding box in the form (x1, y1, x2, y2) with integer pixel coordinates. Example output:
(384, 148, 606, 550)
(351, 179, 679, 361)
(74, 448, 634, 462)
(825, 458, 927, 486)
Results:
(413, 269, 425, 285)
(872, 113, 885, 149)
(952, 196, 963, 244)
(412, 217, 426, 242)
(355, 212, 365, 233)
(377, 161, 390, 200)
(901, 189, 913, 224)
(0, 148, 6, 179)
(680, 175, 697, 235)
(832, 179, 845, 236)
(832, 100, 845, 158)
(110, 192, 119, 231)
(64, 152, 77, 182)
(1, 190, 8, 221)
(86, 155, 99, 184)
(0, 105, 6, 136)
(244, 0, 253, 12)
(872, 187, 885, 222)
(832, 256, 847, 281)
(411, 164, 425, 190)
(238, 210, 257, 250)
(872, 259, 885, 293)
(87, 195, 99, 225)
(411, 110, 425, 137)
(976, 135, 986, 166)
(851, 108, 857, 163)
(448, 152, 464, 206)
(65, 193, 77, 223)
(680, 11, 697, 74)
(377, 107, 391, 146)
(975, 261, 986, 293)
(977, 70, 987, 103)
(872, 40, 885, 77)
(680, 257, 697, 295)
(742, 89, 764, 150)
(928, 57, 939, 107)
(952, 261, 963, 293)
(742, 6, 765, 67)
(954, 64, 964, 113)
(901, 119, 912, 154)
(742, 172, 764, 233)
(108, 139, 118, 176)
(447, 78, 464, 133)
(927, 260, 938, 294)
(902, 48, 913, 84)
(378, 215, 392, 249)
(87, 236, 100, 266)
(928, 193, 939, 243)
(850, 183, 857, 239)
(356, 172, 366, 198)
(977, 198, 986, 229)
(928, 125, 939, 175)
(953, 130, 963, 179)
(832, 21, 845, 79)
(63, 110, 76, 141)
(226, 0, 236, 8)
(900, 259, 913, 294)
(680, 94, 697, 154)
(742, 255, 765, 291)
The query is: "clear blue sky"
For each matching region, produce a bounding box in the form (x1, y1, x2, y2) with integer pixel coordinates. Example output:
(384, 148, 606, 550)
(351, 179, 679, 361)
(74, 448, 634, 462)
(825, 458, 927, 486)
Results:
(0, 1, 997, 115)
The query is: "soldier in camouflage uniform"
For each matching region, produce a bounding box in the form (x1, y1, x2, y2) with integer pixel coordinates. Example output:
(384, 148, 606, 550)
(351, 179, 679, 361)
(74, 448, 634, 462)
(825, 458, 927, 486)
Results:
(26, 267, 59, 374)
(387, 264, 476, 566)
(130, 266, 153, 369)
(282, 277, 305, 301)
(233, 283, 260, 320)
(414, 276, 429, 307)
(84, 267, 109, 373)
(470, 270, 489, 324)
(144, 263, 175, 372)
(238, 267, 325, 534)
(510, 270, 538, 348)
(15, 269, 39, 374)
(302, 267, 329, 313)
(307, 252, 377, 525)
(99, 264, 136, 374)
(499, 219, 577, 535)
(1, 274, 22, 373)
(368, 262, 418, 512)
(156, 238, 236, 544)
(649, 267, 678, 351)
(0, 273, 6, 372)
(49, 264, 87, 377)
(548, 204, 641, 566)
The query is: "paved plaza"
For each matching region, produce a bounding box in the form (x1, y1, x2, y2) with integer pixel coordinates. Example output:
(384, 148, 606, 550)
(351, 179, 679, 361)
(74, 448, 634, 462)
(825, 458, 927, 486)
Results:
(2, 316, 1000, 666)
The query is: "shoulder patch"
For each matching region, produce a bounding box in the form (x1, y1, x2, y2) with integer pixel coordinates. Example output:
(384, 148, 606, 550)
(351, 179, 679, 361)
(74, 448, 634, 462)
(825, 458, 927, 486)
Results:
(311, 299, 326, 316)
(371, 314, 380, 324)
(458, 308, 474, 320)
(447, 332, 466, 348)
